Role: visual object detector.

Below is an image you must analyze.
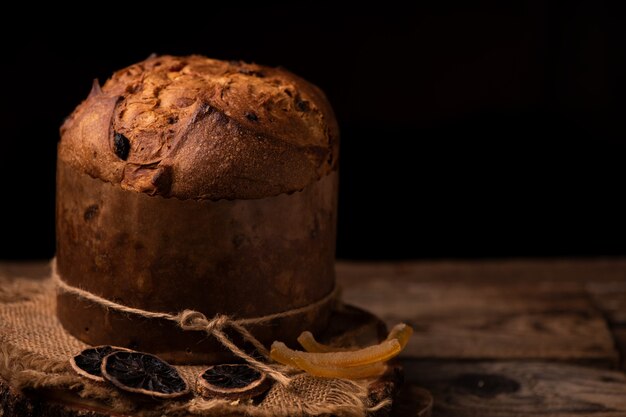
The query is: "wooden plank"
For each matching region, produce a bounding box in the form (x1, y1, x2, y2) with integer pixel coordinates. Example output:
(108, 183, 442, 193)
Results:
(337, 258, 626, 285)
(611, 327, 626, 371)
(587, 280, 626, 325)
(340, 279, 619, 365)
(3, 260, 626, 415)
(404, 360, 626, 417)
(392, 385, 433, 417)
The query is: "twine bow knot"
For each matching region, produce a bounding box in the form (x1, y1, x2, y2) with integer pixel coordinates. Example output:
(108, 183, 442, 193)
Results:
(178, 310, 229, 332)
(173, 310, 291, 386)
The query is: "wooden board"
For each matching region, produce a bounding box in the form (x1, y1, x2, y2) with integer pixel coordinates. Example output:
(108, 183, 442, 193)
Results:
(340, 278, 619, 366)
(336, 258, 626, 284)
(392, 385, 433, 417)
(587, 280, 626, 325)
(4, 258, 626, 416)
(611, 327, 626, 371)
(586, 280, 626, 371)
(404, 361, 626, 417)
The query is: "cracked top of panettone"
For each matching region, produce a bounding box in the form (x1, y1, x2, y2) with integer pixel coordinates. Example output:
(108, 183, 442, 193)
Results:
(58, 55, 339, 200)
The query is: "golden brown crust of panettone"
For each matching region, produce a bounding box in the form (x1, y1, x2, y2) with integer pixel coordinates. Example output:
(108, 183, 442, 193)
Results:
(58, 55, 339, 200)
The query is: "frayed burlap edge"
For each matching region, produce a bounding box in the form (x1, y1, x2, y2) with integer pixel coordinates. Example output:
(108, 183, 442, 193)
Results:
(1, 338, 142, 414)
(0, 275, 388, 417)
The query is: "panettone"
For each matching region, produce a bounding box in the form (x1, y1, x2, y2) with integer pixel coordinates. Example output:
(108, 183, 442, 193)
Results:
(55, 55, 339, 364)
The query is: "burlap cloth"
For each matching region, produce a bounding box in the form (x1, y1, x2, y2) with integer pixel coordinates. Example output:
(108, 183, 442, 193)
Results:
(0, 273, 387, 417)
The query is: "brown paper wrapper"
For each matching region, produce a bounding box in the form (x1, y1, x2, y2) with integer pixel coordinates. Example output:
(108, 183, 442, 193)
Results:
(55, 160, 337, 364)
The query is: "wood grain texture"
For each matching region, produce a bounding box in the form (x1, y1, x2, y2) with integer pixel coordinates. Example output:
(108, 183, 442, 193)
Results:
(336, 258, 626, 285)
(392, 385, 433, 417)
(611, 328, 626, 371)
(404, 361, 626, 417)
(340, 278, 619, 365)
(587, 280, 626, 325)
(586, 280, 626, 371)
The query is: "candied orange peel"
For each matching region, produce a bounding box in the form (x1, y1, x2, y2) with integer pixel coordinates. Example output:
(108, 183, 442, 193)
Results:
(270, 323, 413, 379)
(386, 323, 413, 349)
(297, 331, 356, 353)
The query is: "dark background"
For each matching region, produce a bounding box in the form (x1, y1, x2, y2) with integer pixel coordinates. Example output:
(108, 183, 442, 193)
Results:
(1, 1, 625, 260)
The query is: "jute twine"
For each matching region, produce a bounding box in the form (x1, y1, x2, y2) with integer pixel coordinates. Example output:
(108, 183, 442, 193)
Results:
(0, 264, 392, 417)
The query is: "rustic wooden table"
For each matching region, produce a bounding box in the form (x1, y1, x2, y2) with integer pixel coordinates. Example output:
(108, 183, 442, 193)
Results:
(2, 259, 626, 416)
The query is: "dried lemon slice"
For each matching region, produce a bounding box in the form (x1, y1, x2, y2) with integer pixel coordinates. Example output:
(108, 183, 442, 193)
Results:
(197, 364, 271, 399)
(102, 351, 189, 399)
(70, 345, 134, 382)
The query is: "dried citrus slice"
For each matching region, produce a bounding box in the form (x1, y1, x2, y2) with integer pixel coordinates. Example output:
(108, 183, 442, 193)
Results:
(292, 357, 387, 379)
(197, 364, 271, 400)
(70, 345, 132, 382)
(386, 323, 413, 349)
(101, 351, 189, 399)
(271, 339, 401, 368)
